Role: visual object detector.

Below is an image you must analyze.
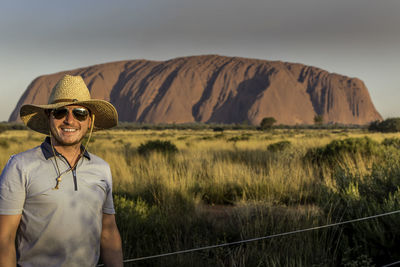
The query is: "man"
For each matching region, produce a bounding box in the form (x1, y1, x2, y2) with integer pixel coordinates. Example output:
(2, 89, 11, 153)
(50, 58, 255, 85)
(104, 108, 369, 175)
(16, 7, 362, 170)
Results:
(0, 75, 123, 267)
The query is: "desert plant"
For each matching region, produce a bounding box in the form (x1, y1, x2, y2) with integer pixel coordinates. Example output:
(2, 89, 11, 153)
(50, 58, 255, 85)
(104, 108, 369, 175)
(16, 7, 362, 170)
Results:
(137, 140, 178, 156)
(0, 139, 9, 149)
(267, 140, 291, 152)
(314, 114, 324, 125)
(0, 125, 6, 134)
(327, 154, 400, 265)
(260, 117, 276, 130)
(213, 127, 224, 132)
(226, 134, 251, 142)
(382, 137, 400, 149)
(368, 118, 400, 132)
(304, 137, 382, 167)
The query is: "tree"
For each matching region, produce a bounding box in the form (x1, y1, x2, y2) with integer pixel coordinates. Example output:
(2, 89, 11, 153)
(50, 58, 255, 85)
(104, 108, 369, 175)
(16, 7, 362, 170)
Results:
(314, 115, 324, 125)
(260, 117, 276, 130)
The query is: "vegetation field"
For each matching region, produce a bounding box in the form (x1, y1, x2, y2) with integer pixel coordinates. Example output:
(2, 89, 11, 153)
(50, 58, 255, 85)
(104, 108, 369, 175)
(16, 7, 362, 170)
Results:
(1, 128, 400, 266)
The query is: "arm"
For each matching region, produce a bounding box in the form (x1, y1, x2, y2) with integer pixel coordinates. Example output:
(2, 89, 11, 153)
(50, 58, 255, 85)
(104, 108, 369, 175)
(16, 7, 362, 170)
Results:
(0, 214, 21, 267)
(100, 213, 123, 267)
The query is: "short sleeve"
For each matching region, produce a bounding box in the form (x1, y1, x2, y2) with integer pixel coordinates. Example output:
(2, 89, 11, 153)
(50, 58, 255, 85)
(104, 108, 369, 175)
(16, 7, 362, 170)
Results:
(102, 164, 115, 214)
(0, 155, 26, 215)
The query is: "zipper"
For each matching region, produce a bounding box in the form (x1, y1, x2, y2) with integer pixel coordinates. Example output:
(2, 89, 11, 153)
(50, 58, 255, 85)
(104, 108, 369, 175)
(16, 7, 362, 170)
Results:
(59, 154, 78, 191)
(72, 169, 78, 191)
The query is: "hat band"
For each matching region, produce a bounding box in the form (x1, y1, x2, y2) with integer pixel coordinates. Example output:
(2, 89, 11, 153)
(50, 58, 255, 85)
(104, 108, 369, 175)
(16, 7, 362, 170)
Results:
(51, 98, 80, 104)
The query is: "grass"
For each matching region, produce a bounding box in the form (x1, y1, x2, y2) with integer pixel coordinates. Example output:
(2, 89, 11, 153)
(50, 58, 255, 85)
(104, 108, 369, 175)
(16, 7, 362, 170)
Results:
(1, 128, 400, 266)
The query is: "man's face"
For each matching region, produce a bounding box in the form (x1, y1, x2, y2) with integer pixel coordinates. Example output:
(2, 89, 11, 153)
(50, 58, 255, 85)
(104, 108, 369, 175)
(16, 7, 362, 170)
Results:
(49, 105, 92, 147)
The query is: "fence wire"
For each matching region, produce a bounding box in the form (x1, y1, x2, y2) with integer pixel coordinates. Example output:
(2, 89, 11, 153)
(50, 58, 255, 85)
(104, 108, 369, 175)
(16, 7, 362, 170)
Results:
(381, 260, 400, 267)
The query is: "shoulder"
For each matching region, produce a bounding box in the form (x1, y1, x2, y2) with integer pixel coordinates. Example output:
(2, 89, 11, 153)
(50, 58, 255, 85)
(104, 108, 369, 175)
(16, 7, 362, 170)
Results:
(86, 152, 112, 176)
(13, 145, 43, 161)
(2, 146, 44, 172)
(85, 153, 114, 184)
(0, 145, 44, 185)
(87, 153, 110, 167)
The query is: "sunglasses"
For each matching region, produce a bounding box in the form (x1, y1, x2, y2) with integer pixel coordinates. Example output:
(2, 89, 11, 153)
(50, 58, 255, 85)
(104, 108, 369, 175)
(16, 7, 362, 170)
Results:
(50, 107, 90, 121)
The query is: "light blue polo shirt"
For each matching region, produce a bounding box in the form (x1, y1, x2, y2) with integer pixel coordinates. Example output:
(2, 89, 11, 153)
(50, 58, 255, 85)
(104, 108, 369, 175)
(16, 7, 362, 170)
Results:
(0, 137, 115, 267)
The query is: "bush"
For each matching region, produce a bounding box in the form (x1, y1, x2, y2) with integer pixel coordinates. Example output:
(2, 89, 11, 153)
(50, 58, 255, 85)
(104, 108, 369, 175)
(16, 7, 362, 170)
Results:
(0, 122, 27, 131)
(0, 138, 9, 149)
(382, 138, 400, 149)
(304, 137, 381, 166)
(193, 182, 244, 205)
(326, 155, 400, 265)
(137, 140, 178, 156)
(227, 134, 251, 142)
(213, 127, 224, 132)
(314, 114, 324, 125)
(113, 191, 197, 263)
(369, 118, 400, 132)
(260, 117, 276, 130)
(267, 140, 291, 152)
(201, 134, 224, 141)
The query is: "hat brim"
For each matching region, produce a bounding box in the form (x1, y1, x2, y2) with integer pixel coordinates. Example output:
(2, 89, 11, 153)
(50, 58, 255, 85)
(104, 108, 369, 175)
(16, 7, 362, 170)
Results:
(20, 100, 118, 135)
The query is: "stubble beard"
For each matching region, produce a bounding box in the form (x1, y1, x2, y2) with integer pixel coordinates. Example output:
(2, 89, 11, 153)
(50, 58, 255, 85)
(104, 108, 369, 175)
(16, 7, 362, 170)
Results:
(50, 126, 88, 147)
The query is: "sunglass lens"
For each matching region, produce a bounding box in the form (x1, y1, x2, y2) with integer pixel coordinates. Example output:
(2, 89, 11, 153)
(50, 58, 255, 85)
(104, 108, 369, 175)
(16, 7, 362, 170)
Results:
(52, 108, 68, 120)
(72, 108, 89, 121)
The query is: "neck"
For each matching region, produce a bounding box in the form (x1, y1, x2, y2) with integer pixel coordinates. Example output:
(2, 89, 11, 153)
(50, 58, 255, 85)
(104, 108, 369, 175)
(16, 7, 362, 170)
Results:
(50, 137, 82, 167)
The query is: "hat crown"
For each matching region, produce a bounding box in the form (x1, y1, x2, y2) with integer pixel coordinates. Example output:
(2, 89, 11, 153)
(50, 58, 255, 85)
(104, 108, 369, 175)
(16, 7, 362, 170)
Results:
(48, 75, 91, 104)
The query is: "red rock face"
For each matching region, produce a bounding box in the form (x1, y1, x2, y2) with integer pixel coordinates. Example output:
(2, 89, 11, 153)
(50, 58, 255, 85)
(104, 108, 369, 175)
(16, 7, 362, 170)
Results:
(9, 55, 382, 125)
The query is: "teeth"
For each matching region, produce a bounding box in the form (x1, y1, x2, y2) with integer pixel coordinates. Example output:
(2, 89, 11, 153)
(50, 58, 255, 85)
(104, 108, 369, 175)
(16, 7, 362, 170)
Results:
(62, 128, 77, 132)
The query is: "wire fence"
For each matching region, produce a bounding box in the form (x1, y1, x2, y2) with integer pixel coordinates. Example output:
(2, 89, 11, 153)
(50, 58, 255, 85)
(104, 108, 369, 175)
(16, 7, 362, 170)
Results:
(97, 209, 400, 266)
(382, 261, 400, 267)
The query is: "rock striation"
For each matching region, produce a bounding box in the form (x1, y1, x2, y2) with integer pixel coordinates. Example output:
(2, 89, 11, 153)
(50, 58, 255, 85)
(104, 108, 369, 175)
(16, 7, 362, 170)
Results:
(9, 55, 382, 125)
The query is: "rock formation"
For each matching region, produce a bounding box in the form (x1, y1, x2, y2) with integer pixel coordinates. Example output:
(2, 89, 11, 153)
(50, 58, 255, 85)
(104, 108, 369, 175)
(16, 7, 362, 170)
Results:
(9, 55, 382, 125)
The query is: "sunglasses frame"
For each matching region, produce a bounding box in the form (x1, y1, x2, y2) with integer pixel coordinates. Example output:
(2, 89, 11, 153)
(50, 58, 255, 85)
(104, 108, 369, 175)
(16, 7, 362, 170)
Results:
(49, 107, 90, 122)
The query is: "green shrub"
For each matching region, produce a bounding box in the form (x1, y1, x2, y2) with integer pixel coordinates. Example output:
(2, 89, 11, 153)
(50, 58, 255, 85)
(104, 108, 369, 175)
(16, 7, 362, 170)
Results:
(137, 140, 178, 156)
(191, 182, 244, 205)
(201, 134, 224, 140)
(227, 134, 252, 142)
(113, 192, 196, 262)
(260, 117, 276, 130)
(213, 127, 224, 132)
(267, 140, 291, 152)
(369, 118, 400, 132)
(0, 122, 27, 131)
(314, 114, 324, 125)
(0, 139, 9, 149)
(326, 155, 400, 265)
(304, 137, 381, 166)
(382, 138, 400, 149)
(0, 125, 6, 134)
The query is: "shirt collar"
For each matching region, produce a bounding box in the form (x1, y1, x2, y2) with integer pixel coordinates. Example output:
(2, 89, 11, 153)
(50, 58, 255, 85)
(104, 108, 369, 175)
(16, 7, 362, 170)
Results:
(41, 136, 91, 160)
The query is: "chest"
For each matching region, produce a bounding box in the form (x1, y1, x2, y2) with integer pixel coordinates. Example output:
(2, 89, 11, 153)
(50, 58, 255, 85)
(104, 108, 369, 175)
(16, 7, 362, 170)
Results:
(24, 160, 109, 212)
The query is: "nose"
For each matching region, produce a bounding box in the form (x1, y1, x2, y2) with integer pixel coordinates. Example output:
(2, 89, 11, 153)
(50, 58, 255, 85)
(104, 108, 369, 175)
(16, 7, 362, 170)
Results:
(63, 110, 75, 124)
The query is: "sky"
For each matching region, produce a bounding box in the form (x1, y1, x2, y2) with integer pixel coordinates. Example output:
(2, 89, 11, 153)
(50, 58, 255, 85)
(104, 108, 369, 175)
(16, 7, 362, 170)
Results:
(1, 0, 399, 122)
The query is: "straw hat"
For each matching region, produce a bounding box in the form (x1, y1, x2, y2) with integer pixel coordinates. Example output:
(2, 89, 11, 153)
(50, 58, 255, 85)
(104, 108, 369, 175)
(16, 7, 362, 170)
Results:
(20, 74, 118, 134)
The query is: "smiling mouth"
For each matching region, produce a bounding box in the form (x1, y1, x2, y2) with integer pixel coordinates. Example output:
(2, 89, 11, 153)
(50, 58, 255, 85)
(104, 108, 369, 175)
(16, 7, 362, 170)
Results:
(61, 128, 78, 132)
